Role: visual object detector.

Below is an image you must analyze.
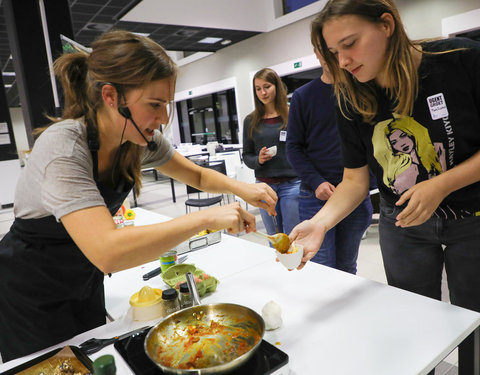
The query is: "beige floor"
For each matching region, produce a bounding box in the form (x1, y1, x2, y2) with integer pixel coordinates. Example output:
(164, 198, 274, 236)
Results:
(0, 172, 459, 373)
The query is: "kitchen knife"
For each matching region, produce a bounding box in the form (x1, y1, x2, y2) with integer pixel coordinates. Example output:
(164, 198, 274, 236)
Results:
(142, 255, 187, 281)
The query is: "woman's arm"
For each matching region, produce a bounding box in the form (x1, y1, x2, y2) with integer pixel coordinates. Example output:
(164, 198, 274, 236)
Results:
(61, 202, 253, 274)
(63, 152, 280, 274)
(289, 166, 370, 269)
(242, 117, 261, 169)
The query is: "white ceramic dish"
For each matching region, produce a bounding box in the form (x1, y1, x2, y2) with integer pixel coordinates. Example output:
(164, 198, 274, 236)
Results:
(276, 242, 303, 270)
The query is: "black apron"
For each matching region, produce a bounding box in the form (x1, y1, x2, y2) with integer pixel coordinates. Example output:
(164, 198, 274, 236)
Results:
(0, 128, 132, 362)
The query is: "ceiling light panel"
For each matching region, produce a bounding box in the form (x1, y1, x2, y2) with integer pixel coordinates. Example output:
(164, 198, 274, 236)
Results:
(198, 37, 222, 44)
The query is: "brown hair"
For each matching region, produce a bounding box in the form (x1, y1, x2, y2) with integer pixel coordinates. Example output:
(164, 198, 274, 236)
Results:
(51, 29, 177, 193)
(311, 0, 418, 123)
(248, 68, 289, 138)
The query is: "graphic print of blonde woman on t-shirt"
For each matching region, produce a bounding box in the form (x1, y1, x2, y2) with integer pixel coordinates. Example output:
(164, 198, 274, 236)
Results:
(372, 115, 446, 195)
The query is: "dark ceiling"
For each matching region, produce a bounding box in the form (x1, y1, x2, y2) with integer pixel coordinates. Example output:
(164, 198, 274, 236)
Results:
(0, 0, 260, 107)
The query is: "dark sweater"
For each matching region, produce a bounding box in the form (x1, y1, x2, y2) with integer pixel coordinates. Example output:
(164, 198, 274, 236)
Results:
(242, 115, 297, 179)
(286, 78, 344, 191)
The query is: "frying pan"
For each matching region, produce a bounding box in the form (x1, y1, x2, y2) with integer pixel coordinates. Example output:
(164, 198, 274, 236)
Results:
(144, 273, 265, 374)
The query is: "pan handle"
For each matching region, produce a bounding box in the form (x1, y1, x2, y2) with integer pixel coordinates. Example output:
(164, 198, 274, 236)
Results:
(185, 272, 202, 306)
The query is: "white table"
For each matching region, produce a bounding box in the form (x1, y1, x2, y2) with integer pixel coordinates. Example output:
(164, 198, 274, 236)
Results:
(1, 208, 479, 374)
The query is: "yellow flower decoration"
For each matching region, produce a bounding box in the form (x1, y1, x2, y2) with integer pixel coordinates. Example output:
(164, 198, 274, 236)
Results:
(124, 209, 136, 220)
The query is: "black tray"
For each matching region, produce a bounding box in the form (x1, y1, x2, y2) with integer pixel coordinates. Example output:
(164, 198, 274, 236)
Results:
(114, 327, 288, 375)
(0, 346, 93, 375)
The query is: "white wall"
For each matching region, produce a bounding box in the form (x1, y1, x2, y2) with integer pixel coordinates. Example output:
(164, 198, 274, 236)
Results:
(174, 0, 480, 143)
(396, 0, 480, 39)
(175, 15, 317, 143)
(442, 8, 480, 37)
(124, 0, 327, 33)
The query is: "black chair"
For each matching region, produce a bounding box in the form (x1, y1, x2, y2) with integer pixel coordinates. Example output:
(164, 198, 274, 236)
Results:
(185, 160, 226, 213)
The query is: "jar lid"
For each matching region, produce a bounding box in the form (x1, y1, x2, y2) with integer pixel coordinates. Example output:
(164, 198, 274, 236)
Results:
(179, 282, 189, 293)
(162, 288, 178, 300)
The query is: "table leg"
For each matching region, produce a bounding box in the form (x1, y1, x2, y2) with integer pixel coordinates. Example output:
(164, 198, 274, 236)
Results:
(170, 178, 176, 203)
(132, 186, 138, 207)
(459, 326, 480, 375)
(475, 326, 479, 375)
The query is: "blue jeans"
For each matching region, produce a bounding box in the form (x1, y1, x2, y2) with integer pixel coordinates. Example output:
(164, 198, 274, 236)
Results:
(379, 199, 480, 374)
(258, 179, 301, 236)
(299, 188, 373, 274)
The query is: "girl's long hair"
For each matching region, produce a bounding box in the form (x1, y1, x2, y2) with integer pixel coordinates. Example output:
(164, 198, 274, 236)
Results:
(248, 68, 289, 138)
(311, 0, 418, 123)
(51, 29, 177, 193)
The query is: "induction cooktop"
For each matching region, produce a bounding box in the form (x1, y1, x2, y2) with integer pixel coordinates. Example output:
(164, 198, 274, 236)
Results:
(114, 326, 289, 375)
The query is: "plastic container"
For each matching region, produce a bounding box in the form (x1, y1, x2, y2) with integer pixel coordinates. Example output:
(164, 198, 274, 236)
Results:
(175, 230, 221, 254)
(129, 286, 163, 321)
(162, 264, 219, 297)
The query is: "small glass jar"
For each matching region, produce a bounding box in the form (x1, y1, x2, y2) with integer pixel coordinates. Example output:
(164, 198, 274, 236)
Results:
(161, 288, 180, 316)
(179, 282, 193, 309)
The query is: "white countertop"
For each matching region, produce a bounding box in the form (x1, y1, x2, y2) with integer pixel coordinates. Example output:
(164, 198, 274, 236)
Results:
(1, 207, 479, 375)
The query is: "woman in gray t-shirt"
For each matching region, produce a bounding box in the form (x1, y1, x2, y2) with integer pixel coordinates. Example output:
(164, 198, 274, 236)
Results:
(0, 30, 277, 362)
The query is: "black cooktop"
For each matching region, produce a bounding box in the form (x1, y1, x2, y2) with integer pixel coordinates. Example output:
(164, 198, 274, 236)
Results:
(114, 327, 288, 375)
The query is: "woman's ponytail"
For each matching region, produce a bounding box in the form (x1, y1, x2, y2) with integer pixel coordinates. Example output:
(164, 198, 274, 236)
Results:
(53, 52, 89, 120)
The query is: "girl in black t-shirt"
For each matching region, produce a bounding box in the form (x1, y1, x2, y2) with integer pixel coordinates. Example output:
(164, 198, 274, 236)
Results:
(289, 1, 480, 373)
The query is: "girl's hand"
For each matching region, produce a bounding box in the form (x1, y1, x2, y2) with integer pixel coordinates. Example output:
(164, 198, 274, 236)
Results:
(288, 220, 327, 270)
(201, 202, 257, 234)
(258, 146, 273, 165)
(236, 182, 278, 216)
(395, 179, 447, 227)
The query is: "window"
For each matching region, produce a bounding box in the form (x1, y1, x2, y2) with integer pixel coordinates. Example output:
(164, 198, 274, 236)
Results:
(283, 0, 318, 15)
(175, 89, 239, 145)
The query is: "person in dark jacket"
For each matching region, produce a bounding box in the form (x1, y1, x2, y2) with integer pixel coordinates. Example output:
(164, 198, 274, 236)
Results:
(286, 49, 372, 274)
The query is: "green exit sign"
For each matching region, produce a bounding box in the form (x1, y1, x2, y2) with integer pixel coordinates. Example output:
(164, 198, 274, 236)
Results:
(294, 61, 302, 69)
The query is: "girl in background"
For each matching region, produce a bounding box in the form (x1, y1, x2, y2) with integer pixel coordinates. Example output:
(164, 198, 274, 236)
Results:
(242, 68, 300, 235)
